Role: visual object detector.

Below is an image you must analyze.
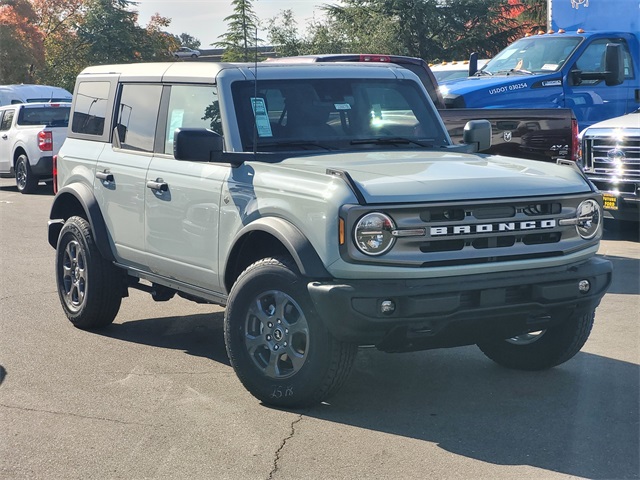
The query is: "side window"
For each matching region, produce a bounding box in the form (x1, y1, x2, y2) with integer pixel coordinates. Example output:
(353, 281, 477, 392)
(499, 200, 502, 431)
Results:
(574, 38, 634, 82)
(163, 84, 220, 155)
(72, 81, 110, 135)
(116, 84, 162, 152)
(0, 109, 15, 131)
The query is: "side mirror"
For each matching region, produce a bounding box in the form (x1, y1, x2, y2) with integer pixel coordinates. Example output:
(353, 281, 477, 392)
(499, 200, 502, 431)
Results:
(468, 52, 479, 77)
(571, 43, 624, 87)
(463, 120, 492, 152)
(174, 128, 223, 162)
(603, 43, 624, 86)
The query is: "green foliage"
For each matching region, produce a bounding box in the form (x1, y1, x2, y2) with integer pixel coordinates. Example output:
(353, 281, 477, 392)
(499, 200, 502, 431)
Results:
(214, 0, 261, 62)
(178, 32, 201, 49)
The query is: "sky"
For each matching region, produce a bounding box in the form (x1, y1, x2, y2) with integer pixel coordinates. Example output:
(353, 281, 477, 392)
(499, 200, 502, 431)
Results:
(135, 0, 327, 47)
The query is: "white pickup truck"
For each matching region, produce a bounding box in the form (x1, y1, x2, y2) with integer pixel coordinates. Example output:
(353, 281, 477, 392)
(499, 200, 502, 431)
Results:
(0, 102, 71, 193)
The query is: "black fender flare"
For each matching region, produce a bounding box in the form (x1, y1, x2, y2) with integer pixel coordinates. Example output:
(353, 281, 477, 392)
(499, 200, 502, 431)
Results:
(225, 217, 331, 285)
(48, 183, 115, 262)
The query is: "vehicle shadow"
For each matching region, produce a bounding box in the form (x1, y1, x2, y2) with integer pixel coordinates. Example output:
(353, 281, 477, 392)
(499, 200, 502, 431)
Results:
(0, 182, 53, 195)
(98, 311, 230, 366)
(603, 220, 639, 242)
(93, 311, 638, 479)
(601, 254, 640, 295)
(307, 347, 640, 479)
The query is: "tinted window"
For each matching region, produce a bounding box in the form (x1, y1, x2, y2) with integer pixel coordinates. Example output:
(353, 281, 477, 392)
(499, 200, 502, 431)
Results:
(0, 109, 15, 131)
(17, 106, 70, 127)
(72, 81, 110, 135)
(164, 85, 220, 155)
(115, 84, 162, 152)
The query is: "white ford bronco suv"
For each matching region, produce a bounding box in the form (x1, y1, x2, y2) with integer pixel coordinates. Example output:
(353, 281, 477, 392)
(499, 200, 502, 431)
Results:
(49, 61, 612, 407)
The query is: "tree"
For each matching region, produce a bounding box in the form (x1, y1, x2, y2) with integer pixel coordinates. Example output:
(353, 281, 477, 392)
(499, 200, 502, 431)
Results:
(177, 32, 201, 49)
(0, 0, 44, 83)
(267, 10, 303, 57)
(214, 0, 261, 62)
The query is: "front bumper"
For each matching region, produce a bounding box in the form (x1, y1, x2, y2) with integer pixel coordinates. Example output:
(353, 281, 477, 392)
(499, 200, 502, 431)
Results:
(307, 257, 612, 352)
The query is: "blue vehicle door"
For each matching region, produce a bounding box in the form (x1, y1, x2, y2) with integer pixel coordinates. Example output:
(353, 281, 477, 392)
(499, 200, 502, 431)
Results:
(564, 36, 634, 130)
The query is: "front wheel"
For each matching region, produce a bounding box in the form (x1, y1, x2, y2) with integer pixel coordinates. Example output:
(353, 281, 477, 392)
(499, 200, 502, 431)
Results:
(224, 257, 357, 407)
(55, 216, 122, 329)
(477, 311, 595, 370)
(15, 154, 38, 194)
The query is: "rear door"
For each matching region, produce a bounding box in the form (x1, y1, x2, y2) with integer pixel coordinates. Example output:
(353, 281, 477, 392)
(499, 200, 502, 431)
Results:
(94, 83, 162, 266)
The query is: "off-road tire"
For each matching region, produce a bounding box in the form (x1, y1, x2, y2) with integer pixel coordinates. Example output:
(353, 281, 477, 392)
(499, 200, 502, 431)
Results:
(15, 154, 38, 194)
(477, 311, 595, 370)
(55, 216, 122, 329)
(224, 257, 357, 408)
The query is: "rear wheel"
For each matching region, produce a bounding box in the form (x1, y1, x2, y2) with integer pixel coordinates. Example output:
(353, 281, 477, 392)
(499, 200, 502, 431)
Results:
(55, 216, 122, 329)
(477, 311, 595, 370)
(224, 257, 357, 407)
(15, 154, 38, 194)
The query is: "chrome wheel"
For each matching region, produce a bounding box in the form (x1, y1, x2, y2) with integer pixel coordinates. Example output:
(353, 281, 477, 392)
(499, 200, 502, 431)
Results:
(244, 290, 309, 379)
(16, 159, 28, 191)
(61, 239, 87, 312)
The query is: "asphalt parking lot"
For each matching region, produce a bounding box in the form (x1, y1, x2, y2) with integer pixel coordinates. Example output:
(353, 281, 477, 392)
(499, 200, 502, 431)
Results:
(1, 178, 638, 480)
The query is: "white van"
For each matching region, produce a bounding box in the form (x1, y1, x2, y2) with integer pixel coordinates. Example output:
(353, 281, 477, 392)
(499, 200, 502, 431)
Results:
(0, 84, 72, 106)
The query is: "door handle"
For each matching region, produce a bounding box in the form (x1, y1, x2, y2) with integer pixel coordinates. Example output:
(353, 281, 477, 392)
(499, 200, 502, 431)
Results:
(1, 134, 7, 140)
(96, 170, 114, 182)
(146, 179, 168, 192)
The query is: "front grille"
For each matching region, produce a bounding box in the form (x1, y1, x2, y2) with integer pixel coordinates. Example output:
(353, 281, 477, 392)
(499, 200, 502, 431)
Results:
(583, 127, 640, 179)
(342, 194, 599, 267)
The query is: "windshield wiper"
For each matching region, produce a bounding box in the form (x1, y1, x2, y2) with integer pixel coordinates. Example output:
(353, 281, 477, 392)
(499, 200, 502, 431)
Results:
(507, 68, 533, 75)
(474, 70, 493, 76)
(350, 137, 434, 148)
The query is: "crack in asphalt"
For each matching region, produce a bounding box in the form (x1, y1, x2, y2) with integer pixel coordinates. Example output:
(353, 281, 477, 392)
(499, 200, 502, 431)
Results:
(0, 402, 157, 427)
(268, 414, 303, 480)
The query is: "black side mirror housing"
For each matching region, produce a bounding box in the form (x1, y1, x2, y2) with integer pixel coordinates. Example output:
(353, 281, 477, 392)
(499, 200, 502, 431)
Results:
(463, 120, 492, 153)
(468, 52, 479, 77)
(174, 128, 224, 162)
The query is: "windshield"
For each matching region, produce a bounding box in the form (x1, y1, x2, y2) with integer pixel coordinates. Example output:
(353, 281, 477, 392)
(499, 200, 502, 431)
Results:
(232, 78, 449, 152)
(17, 105, 70, 127)
(483, 36, 582, 75)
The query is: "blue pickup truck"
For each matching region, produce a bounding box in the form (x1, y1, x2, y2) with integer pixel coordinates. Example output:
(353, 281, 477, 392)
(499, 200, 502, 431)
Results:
(441, 0, 640, 131)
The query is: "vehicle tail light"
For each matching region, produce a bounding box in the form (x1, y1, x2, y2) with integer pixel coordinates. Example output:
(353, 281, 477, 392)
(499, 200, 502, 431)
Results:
(359, 54, 391, 63)
(571, 118, 579, 161)
(38, 130, 53, 152)
(52, 154, 58, 194)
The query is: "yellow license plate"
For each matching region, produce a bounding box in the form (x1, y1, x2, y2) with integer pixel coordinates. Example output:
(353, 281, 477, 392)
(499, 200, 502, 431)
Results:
(602, 193, 618, 211)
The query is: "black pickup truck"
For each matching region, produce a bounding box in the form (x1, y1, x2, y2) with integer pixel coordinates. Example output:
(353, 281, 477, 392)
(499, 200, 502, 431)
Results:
(267, 54, 578, 163)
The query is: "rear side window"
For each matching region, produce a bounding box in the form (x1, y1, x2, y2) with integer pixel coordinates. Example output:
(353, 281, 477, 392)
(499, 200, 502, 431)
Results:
(115, 84, 162, 152)
(17, 106, 70, 127)
(72, 81, 110, 135)
(0, 109, 14, 131)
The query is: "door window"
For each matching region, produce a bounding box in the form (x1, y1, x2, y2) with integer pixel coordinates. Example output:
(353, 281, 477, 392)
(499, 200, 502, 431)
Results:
(163, 85, 220, 155)
(0, 109, 15, 131)
(115, 84, 163, 152)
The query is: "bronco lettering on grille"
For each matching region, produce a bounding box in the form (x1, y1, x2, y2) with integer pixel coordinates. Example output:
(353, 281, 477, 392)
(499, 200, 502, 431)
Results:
(430, 219, 556, 236)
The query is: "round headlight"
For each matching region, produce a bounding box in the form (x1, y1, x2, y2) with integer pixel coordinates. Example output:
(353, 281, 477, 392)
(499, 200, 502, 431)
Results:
(576, 199, 601, 239)
(354, 212, 396, 256)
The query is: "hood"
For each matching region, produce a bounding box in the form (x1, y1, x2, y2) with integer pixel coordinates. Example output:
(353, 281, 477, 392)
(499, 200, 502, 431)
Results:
(584, 112, 640, 131)
(274, 150, 591, 204)
(440, 73, 559, 106)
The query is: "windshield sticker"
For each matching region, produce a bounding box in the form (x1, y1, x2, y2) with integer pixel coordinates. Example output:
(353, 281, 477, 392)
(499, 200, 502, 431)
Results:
(541, 64, 559, 71)
(250, 97, 273, 138)
(335, 103, 351, 110)
(168, 109, 184, 141)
